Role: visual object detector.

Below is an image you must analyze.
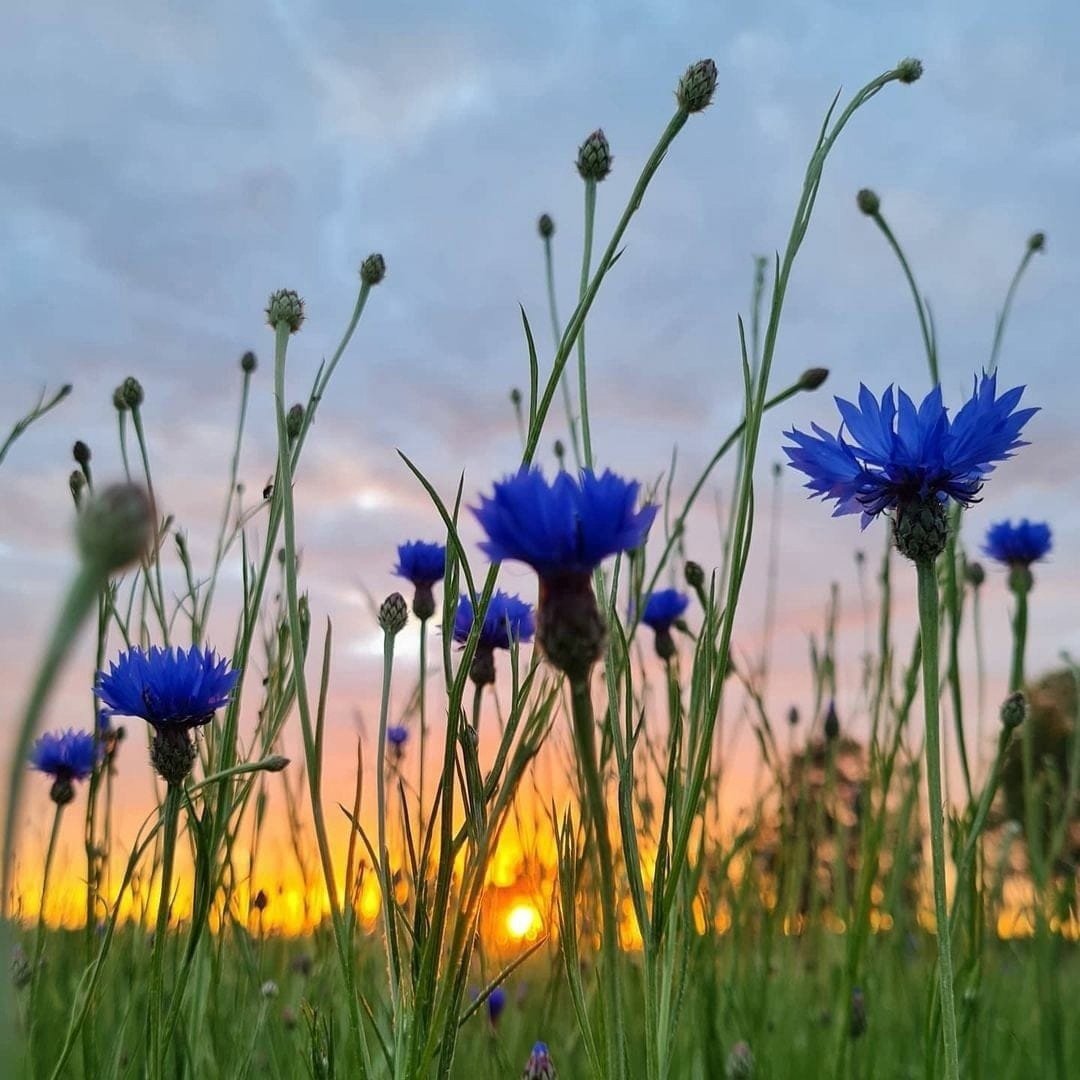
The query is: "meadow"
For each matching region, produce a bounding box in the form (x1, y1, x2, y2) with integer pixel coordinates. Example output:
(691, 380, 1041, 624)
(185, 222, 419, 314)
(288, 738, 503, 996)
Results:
(2, 56, 1077, 1079)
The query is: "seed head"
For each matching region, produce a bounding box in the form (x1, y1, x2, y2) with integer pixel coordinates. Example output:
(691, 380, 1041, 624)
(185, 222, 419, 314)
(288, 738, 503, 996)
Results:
(76, 483, 154, 574)
(1027, 231, 1046, 253)
(537, 213, 555, 239)
(576, 129, 612, 182)
(240, 350, 258, 374)
(677, 58, 718, 114)
(896, 58, 923, 84)
(799, 367, 829, 391)
(121, 377, 144, 409)
(266, 289, 306, 333)
(360, 253, 386, 286)
(72, 440, 91, 466)
(1000, 691, 1026, 731)
(378, 592, 409, 635)
(856, 188, 880, 216)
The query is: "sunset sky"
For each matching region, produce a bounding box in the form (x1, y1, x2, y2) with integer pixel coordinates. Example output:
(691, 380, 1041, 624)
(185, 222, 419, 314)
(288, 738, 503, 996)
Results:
(3, 1, 1078, 917)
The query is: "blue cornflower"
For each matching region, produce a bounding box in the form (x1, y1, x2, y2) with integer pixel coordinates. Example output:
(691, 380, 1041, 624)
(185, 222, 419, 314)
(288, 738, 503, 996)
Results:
(387, 724, 409, 748)
(96, 645, 239, 730)
(30, 729, 98, 805)
(96, 645, 239, 784)
(784, 373, 1036, 561)
(983, 519, 1052, 568)
(394, 540, 446, 620)
(637, 588, 689, 662)
(473, 468, 657, 681)
(454, 592, 535, 651)
(473, 468, 656, 578)
(486, 985, 507, 1025)
(522, 1041, 556, 1080)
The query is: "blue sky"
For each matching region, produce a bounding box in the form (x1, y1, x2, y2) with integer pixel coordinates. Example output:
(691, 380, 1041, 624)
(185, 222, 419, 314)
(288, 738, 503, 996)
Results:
(3, 1, 1078, 853)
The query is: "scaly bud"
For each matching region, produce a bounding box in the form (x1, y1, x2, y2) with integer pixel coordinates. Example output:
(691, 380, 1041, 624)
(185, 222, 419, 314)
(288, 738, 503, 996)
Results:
(360, 253, 386, 286)
(856, 188, 880, 216)
(576, 129, 612, 182)
(378, 592, 409, 635)
(799, 367, 829, 391)
(896, 58, 923, 84)
(265, 289, 305, 333)
(677, 58, 718, 114)
(1000, 691, 1026, 731)
(120, 376, 144, 409)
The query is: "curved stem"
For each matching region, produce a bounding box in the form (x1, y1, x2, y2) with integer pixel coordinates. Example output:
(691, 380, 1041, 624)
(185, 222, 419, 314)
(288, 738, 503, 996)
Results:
(28, 803, 65, 1028)
(989, 245, 1037, 373)
(569, 677, 624, 1079)
(148, 783, 182, 1080)
(577, 178, 597, 468)
(915, 558, 960, 1080)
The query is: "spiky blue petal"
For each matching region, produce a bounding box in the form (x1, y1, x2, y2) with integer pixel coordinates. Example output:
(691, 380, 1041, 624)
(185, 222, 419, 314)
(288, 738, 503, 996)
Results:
(783, 373, 1037, 528)
(96, 645, 239, 730)
(640, 588, 690, 632)
(29, 729, 98, 781)
(393, 541, 446, 587)
(983, 518, 1052, 567)
(453, 591, 535, 650)
(473, 468, 657, 576)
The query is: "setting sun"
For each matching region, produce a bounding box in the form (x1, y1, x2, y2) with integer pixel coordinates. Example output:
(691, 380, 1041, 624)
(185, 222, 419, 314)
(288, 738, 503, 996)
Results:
(505, 902, 543, 941)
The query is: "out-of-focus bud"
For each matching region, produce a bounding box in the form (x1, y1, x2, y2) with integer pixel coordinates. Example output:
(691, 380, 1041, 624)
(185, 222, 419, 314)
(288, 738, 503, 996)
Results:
(76, 483, 154, 574)
(799, 367, 829, 391)
(537, 213, 555, 239)
(1000, 691, 1026, 731)
(856, 188, 880, 216)
(240, 350, 258, 373)
(360, 253, 386, 286)
(896, 57, 923, 84)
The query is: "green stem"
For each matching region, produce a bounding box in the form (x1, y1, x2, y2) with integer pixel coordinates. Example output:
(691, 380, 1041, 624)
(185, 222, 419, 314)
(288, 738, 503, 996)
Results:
(1008, 581, 1029, 694)
(375, 625, 400, 1017)
(418, 617, 428, 828)
(569, 677, 624, 1080)
(542, 232, 582, 468)
(148, 783, 182, 1080)
(915, 557, 960, 1080)
(989, 245, 1038, 373)
(577, 178, 597, 468)
(28, 803, 65, 1029)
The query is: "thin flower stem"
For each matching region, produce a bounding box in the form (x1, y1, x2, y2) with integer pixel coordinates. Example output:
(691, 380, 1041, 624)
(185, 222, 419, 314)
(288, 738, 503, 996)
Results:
(130, 405, 171, 644)
(418, 618, 429, 827)
(577, 178, 597, 469)
(569, 676, 624, 1080)
(542, 233, 582, 468)
(148, 782, 182, 1080)
(915, 557, 961, 1080)
(375, 625, 401, 1017)
(989, 244, 1038, 373)
(1008, 580, 1029, 694)
(28, 802, 65, 1027)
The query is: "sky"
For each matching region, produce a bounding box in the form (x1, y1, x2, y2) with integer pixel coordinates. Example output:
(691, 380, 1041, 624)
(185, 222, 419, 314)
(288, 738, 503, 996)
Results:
(2, 1, 1078, 915)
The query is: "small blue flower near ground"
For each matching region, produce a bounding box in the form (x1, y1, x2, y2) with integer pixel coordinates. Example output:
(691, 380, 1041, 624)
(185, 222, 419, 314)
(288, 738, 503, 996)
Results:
(387, 724, 409, 748)
(486, 985, 507, 1024)
(454, 592, 535, 650)
(522, 1040, 557, 1079)
(30, 729, 98, 805)
(983, 519, 1052, 567)
(638, 588, 689, 661)
(784, 373, 1036, 562)
(394, 540, 446, 619)
(473, 468, 656, 681)
(473, 468, 656, 577)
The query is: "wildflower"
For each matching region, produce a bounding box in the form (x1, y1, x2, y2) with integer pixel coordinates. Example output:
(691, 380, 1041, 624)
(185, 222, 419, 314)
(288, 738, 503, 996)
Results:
(378, 592, 409, 635)
(30, 729, 98, 806)
(393, 540, 446, 620)
(360, 253, 386, 286)
(676, 58, 718, 113)
(522, 1040, 557, 1079)
(639, 588, 689, 661)
(725, 1040, 754, 1079)
(473, 468, 656, 681)
(96, 645, 240, 784)
(486, 985, 507, 1025)
(783, 373, 1037, 562)
(76, 483, 154, 574)
(576, 129, 612, 181)
(983, 519, 1051, 569)
(454, 591, 535, 687)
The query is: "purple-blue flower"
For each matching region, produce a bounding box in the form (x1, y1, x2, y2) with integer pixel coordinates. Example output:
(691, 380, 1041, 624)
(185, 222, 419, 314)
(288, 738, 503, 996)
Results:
(983, 519, 1052, 567)
(473, 468, 657, 577)
(96, 645, 239, 730)
(640, 589, 689, 633)
(522, 1041, 556, 1079)
(486, 985, 507, 1024)
(393, 541, 446, 587)
(387, 724, 409, 748)
(29, 730, 98, 782)
(454, 592, 535, 651)
(783, 373, 1037, 528)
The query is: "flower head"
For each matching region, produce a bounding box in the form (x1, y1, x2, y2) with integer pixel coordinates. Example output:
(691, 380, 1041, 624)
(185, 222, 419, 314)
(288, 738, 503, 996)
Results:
(474, 468, 656, 578)
(486, 985, 507, 1025)
(454, 592, 535, 651)
(387, 725, 409, 748)
(983, 519, 1052, 568)
(30, 730, 98, 783)
(640, 589, 689, 633)
(96, 645, 239, 730)
(394, 541, 446, 587)
(522, 1041, 557, 1080)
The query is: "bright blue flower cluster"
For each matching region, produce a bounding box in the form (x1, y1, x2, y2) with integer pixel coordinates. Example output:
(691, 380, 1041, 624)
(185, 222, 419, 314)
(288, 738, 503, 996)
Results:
(640, 588, 689, 632)
(473, 468, 656, 577)
(454, 592, 535, 650)
(96, 645, 240, 730)
(983, 518, 1052, 567)
(29, 729, 98, 782)
(522, 1040, 556, 1079)
(393, 540, 446, 587)
(783, 373, 1036, 527)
